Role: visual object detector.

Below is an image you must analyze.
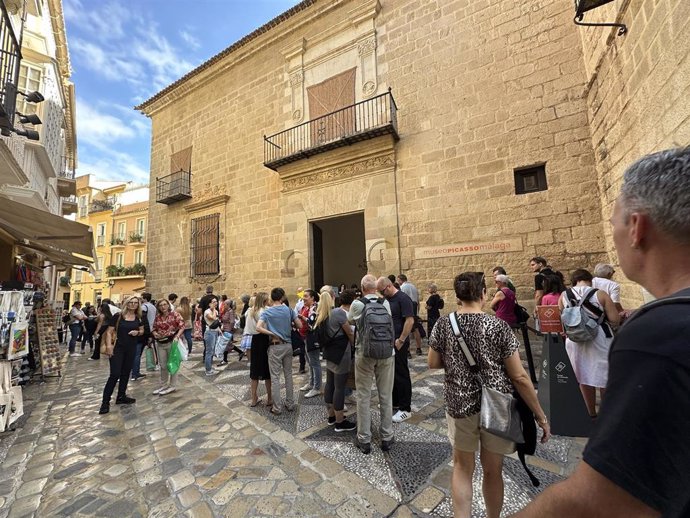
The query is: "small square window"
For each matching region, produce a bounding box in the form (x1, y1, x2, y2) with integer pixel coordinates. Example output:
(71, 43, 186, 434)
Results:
(514, 164, 547, 195)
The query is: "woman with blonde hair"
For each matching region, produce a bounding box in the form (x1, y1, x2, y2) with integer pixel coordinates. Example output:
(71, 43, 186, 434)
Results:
(178, 296, 194, 353)
(315, 290, 356, 431)
(99, 296, 145, 415)
(247, 292, 272, 407)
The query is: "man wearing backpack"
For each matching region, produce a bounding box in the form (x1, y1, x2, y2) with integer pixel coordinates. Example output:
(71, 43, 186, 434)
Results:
(348, 274, 395, 454)
(513, 147, 690, 518)
(377, 276, 415, 423)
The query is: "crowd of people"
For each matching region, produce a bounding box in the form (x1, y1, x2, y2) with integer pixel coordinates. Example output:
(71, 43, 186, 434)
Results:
(64, 148, 690, 517)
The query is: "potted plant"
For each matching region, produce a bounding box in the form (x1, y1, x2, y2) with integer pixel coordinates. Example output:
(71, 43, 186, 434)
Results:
(132, 263, 147, 276)
(129, 233, 143, 243)
(105, 265, 121, 277)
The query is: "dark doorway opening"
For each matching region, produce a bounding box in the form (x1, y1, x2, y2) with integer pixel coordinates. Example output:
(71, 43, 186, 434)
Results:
(310, 212, 366, 291)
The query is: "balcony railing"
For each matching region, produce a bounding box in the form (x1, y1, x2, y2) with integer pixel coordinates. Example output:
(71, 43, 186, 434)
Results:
(129, 232, 145, 243)
(106, 263, 146, 278)
(110, 234, 126, 246)
(89, 199, 114, 213)
(156, 170, 191, 205)
(263, 89, 399, 170)
(0, 3, 21, 128)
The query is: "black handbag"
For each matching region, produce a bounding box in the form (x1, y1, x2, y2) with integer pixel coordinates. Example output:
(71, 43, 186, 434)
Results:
(291, 329, 304, 356)
(209, 319, 221, 330)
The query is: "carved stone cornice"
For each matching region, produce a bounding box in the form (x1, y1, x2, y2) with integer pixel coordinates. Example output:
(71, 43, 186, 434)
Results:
(183, 194, 230, 213)
(281, 153, 394, 192)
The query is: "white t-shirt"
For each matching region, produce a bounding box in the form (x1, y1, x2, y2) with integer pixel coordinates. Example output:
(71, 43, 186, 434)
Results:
(592, 277, 621, 304)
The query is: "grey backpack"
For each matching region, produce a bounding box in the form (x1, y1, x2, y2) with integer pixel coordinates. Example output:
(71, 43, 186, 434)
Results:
(560, 288, 604, 342)
(358, 297, 395, 359)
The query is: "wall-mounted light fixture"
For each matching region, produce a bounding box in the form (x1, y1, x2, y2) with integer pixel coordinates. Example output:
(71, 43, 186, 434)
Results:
(574, 0, 627, 36)
(0, 84, 44, 141)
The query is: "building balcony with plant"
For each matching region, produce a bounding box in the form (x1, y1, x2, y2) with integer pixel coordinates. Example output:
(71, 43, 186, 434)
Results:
(105, 263, 146, 278)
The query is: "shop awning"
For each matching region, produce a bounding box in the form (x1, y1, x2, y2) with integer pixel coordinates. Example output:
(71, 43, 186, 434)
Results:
(0, 196, 96, 265)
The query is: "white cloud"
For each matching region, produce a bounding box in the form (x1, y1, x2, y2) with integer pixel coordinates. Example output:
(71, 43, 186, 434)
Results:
(78, 152, 149, 184)
(180, 30, 201, 50)
(63, 0, 130, 41)
(76, 100, 136, 146)
(70, 39, 145, 86)
(132, 26, 196, 91)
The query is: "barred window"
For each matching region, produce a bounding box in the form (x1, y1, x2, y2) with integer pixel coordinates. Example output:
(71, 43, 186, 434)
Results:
(191, 213, 220, 276)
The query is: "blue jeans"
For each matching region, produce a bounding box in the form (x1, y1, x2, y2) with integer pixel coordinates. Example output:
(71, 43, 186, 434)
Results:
(307, 349, 322, 390)
(68, 323, 81, 353)
(131, 340, 144, 378)
(183, 329, 193, 353)
(204, 330, 217, 372)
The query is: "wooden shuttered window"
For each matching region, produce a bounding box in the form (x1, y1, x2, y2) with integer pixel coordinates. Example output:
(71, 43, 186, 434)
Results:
(307, 68, 356, 146)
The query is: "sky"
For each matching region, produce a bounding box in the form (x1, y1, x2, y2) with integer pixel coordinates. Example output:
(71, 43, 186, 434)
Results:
(63, 0, 302, 184)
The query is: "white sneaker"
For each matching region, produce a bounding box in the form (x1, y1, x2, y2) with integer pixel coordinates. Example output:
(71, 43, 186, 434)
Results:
(159, 386, 176, 395)
(69, 353, 80, 357)
(304, 388, 320, 398)
(299, 383, 312, 391)
(205, 369, 219, 376)
(392, 410, 411, 423)
(152, 386, 167, 395)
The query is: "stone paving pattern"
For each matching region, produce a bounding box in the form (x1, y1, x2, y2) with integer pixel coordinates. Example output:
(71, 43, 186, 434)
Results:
(0, 338, 584, 517)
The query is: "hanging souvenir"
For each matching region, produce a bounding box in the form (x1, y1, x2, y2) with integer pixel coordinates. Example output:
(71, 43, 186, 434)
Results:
(7, 321, 29, 360)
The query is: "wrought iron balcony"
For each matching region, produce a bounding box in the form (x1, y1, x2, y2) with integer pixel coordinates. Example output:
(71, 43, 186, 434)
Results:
(110, 234, 126, 247)
(89, 198, 114, 213)
(0, 3, 21, 130)
(105, 263, 146, 278)
(263, 89, 399, 171)
(156, 170, 191, 205)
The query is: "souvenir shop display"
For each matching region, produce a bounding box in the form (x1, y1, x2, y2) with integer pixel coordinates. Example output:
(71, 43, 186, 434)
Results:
(0, 361, 22, 432)
(34, 307, 61, 378)
(7, 321, 29, 359)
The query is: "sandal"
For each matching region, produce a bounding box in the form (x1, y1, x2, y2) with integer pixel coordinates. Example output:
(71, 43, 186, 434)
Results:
(265, 400, 274, 407)
(250, 400, 261, 407)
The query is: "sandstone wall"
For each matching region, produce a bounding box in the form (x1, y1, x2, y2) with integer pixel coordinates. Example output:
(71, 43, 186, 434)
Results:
(143, 0, 615, 312)
(577, 0, 690, 307)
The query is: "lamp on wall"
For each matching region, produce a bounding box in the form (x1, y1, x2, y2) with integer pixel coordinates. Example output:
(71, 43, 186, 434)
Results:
(16, 112, 41, 125)
(574, 0, 627, 35)
(0, 84, 44, 140)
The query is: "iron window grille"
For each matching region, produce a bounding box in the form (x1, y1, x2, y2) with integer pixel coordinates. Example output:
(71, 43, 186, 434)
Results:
(191, 213, 220, 277)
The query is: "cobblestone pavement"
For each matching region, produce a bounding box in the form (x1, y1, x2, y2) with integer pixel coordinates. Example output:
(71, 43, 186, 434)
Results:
(0, 337, 584, 518)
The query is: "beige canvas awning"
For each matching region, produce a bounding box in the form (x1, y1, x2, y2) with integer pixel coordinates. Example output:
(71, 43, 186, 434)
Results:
(0, 196, 95, 266)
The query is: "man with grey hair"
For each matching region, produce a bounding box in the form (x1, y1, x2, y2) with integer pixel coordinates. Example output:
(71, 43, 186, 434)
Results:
(592, 263, 624, 313)
(513, 147, 690, 518)
(348, 274, 395, 454)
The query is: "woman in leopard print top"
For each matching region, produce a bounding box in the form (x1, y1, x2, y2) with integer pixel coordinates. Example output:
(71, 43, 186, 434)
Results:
(429, 272, 550, 518)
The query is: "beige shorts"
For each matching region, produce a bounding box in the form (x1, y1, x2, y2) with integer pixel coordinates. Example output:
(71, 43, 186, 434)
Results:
(446, 412, 516, 455)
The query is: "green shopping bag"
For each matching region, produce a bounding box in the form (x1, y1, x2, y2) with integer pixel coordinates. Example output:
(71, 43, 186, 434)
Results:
(167, 339, 182, 375)
(145, 347, 156, 371)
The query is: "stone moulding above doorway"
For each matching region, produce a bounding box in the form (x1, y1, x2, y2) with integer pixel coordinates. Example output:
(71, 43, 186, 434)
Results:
(278, 135, 397, 193)
(182, 194, 230, 213)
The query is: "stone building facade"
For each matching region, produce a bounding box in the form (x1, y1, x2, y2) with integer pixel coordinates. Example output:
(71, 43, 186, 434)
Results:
(137, 0, 689, 311)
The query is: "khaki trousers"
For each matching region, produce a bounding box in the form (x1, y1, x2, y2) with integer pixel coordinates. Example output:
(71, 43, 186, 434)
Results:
(355, 348, 395, 444)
